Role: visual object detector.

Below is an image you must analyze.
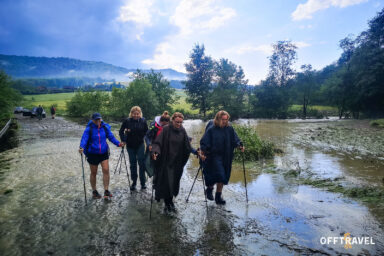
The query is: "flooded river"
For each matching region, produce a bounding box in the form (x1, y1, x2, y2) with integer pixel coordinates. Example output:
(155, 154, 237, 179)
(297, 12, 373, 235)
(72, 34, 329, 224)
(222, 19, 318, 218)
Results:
(0, 116, 383, 255)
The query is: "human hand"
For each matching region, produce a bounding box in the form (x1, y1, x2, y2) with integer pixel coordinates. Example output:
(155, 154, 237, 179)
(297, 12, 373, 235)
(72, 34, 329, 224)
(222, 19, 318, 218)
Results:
(148, 145, 152, 151)
(79, 147, 84, 154)
(119, 142, 126, 147)
(152, 153, 159, 160)
(239, 146, 245, 152)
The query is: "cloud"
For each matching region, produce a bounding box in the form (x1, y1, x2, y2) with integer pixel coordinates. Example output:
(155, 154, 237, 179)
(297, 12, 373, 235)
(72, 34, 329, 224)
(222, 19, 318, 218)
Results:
(142, 0, 236, 71)
(225, 41, 311, 56)
(142, 41, 186, 71)
(170, 0, 236, 35)
(292, 0, 368, 21)
(117, 0, 154, 26)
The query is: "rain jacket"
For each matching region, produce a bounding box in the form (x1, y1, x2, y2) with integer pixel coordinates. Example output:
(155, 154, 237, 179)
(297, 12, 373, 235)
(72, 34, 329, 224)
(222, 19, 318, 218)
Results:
(200, 124, 242, 186)
(80, 121, 120, 155)
(119, 117, 148, 149)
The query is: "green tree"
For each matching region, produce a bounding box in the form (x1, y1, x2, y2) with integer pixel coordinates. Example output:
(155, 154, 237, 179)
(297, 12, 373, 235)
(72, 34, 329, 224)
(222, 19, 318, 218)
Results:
(0, 71, 22, 121)
(135, 69, 176, 111)
(268, 41, 297, 87)
(295, 64, 316, 119)
(211, 58, 248, 118)
(66, 90, 109, 117)
(126, 78, 159, 119)
(184, 44, 214, 118)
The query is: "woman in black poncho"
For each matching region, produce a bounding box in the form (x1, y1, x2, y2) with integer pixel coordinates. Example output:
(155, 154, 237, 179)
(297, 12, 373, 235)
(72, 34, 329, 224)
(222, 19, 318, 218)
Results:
(151, 112, 197, 212)
(200, 110, 244, 205)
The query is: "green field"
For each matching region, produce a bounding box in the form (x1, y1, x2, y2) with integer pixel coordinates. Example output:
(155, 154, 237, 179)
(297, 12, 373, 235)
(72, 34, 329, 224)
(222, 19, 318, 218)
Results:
(21, 90, 197, 115)
(289, 104, 337, 112)
(23, 93, 75, 114)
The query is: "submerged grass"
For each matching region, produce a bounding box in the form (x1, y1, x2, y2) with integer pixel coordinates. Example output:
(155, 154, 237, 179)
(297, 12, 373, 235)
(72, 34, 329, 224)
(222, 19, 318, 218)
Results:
(263, 166, 384, 205)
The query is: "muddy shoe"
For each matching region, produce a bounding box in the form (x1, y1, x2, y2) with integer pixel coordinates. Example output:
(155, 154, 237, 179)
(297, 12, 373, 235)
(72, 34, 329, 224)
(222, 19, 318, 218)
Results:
(92, 190, 102, 199)
(215, 192, 226, 205)
(206, 187, 214, 201)
(130, 184, 136, 191)
(104, 190, 112, 199)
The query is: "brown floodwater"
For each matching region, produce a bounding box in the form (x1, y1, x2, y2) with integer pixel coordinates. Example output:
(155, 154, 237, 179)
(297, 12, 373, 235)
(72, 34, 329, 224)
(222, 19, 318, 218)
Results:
(0, 116, 383, 255)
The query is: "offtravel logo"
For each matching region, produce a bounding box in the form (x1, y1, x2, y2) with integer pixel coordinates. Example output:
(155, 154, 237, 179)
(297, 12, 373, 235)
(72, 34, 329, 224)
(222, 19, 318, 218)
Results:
(320, 233, 375, 249)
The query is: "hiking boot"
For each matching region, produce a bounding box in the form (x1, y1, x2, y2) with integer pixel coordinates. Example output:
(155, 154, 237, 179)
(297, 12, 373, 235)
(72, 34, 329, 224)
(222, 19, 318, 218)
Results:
(92, 190, 102, 199)
(104, 190, 112, 199)
(169, 201, 177, 212)
(215, 192, 226, 205)
(206, 187, 214, 201)
(141, 185, 147, 190)
(130, 184, 136, 191)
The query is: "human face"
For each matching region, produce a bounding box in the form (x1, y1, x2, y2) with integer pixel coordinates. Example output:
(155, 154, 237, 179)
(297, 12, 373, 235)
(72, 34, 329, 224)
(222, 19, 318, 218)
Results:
(132, 111, 140, 120)
(220, 115, 229, 128)
(93, 118, 102, 127)
(172, 117, 183, 129)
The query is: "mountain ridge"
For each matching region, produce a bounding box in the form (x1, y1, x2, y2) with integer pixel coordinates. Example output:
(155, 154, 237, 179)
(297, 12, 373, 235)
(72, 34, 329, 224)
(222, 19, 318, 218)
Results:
(0, 54, 186, 81)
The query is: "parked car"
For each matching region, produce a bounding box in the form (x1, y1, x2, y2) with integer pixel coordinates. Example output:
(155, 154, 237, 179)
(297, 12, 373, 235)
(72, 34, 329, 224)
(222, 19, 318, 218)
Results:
(14, 106, 24, 114)
(22, 108, 32, 116)
(31, 107, 46, 118)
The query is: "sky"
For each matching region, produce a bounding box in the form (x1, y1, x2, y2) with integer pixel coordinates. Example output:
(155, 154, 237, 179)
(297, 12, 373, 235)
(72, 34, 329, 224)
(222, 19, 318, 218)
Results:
(0, 0, 382, 84)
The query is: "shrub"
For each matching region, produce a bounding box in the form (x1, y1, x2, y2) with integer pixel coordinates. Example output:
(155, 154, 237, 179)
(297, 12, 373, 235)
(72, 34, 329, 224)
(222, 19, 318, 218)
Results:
(233, 125, 274, 161)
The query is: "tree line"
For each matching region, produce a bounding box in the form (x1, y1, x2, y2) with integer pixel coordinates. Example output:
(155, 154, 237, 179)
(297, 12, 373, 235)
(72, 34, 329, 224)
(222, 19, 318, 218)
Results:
(184, 8, 384, 119)
(66, 70, 177, 120)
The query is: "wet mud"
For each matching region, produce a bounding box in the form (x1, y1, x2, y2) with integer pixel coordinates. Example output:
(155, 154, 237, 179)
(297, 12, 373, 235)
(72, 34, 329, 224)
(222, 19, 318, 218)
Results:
(0, 116, 383, 255)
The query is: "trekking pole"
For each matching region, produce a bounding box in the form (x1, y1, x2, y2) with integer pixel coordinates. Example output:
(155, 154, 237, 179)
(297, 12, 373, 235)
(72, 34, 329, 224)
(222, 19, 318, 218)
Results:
(186, 165, 202, 202)
(80, 153, 87, 205)
(114, 147, 124, 175)
(149, 179, 154, 220)
(121, 146, 131, 187)
(241, 150, 249, 203)
(200, 163, 208, 211)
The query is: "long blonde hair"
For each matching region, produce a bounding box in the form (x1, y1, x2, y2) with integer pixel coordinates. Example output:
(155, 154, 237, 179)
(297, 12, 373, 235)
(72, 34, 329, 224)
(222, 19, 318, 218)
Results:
(214, 110, 230, 127)
(129, 106, 143, 118)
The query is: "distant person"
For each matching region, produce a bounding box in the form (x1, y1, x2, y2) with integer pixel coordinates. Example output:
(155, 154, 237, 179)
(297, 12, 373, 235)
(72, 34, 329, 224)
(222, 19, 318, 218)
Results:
(37, 105, 43, 120)
(119, 106, 148, 191)
(151, 112, 198, 212)
(199, 110, 244, 205)
(144, 111, 170, 178)
(50, 105, 56, 119)
(79, 113, 124, 199)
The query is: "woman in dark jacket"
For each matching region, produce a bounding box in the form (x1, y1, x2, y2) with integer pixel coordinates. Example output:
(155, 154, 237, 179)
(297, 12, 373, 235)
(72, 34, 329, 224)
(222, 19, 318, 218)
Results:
(119, 106, 148, 190)
(200, 111, 244, 205)
(151, 112, 197, 212)
(79, 112, 124, 199)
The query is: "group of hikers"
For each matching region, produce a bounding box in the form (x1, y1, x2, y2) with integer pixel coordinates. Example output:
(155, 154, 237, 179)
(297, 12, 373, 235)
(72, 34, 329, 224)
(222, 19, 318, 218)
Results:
(35, 105, 56, 120)
(79, 106, 244, 212)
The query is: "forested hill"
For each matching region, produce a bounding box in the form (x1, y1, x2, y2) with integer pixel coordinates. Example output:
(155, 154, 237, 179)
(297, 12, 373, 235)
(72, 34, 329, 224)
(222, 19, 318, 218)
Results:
(0, 54, 186, 81)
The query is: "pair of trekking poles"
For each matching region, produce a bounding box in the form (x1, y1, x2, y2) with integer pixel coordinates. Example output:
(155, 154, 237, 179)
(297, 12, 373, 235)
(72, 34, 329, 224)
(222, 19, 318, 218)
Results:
(80, 146, 131, 205)
(184, 149, 248, 207)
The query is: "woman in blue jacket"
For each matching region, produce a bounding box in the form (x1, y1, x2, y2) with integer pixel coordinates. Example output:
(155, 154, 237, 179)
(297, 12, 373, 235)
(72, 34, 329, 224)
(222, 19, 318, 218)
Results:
(79, 113, 124, 199)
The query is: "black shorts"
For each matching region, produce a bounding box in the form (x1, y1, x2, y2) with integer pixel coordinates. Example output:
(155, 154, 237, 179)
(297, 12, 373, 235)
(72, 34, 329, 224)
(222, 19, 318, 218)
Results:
(86, 152, 109, 165)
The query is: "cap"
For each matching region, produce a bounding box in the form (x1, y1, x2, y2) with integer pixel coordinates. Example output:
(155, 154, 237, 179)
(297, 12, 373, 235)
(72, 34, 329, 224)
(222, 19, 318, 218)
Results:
(92, 112, 102, 120)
